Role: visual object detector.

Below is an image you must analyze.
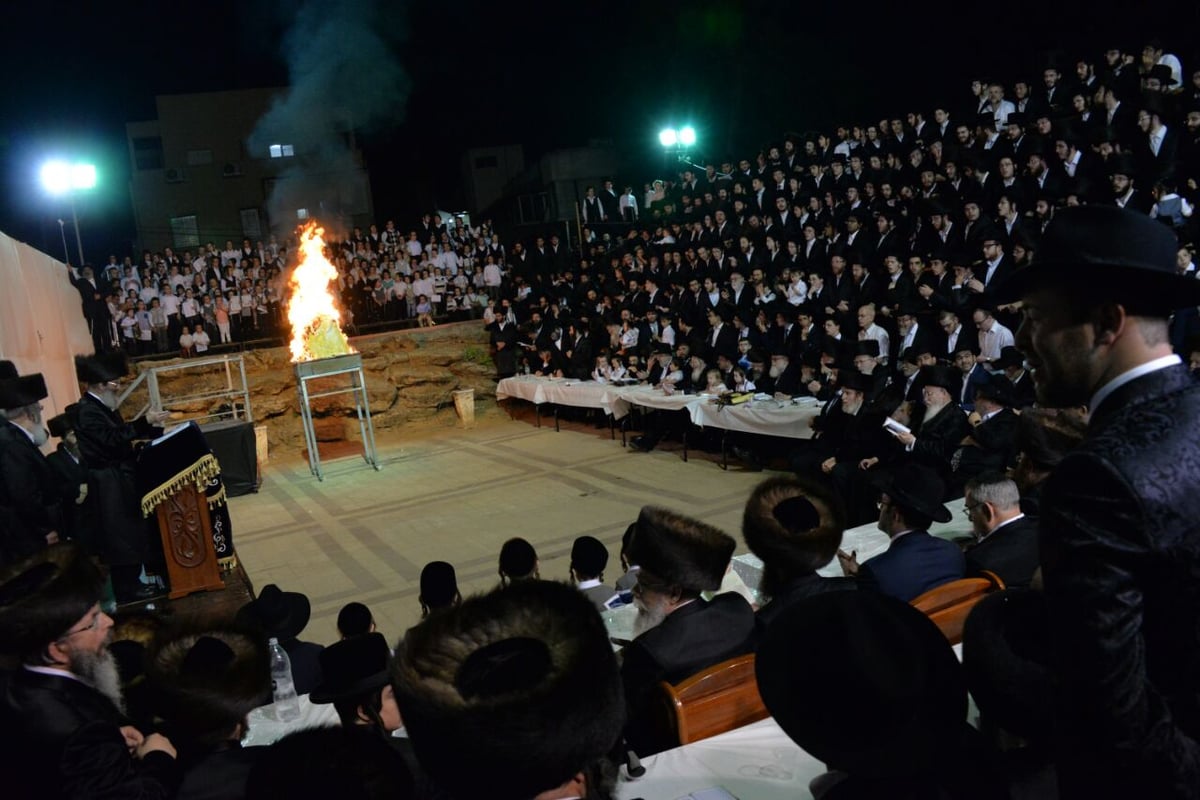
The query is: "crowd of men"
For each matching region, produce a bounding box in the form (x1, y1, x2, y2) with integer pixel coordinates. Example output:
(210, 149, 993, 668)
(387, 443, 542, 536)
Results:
(3, 37, 1200, 800)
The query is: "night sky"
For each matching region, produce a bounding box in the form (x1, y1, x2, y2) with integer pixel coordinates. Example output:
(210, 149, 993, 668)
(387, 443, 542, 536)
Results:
(2, 0, 1197, 260)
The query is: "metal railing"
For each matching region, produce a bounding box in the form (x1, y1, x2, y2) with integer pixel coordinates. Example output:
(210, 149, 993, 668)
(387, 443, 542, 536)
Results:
(118, 353, 253, 425)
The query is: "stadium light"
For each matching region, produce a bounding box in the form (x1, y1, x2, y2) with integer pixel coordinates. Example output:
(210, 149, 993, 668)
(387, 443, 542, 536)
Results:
(659, 128, 678, 147)
(39, 159, 97, 265)
(678, 126, 697, 147)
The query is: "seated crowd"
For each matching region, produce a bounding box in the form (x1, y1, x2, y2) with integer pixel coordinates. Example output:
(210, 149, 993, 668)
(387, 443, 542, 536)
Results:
(70, 214, 501, 358)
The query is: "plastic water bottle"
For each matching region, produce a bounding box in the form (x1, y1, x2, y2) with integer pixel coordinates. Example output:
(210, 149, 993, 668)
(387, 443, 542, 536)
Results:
(268, 637, 301, 722)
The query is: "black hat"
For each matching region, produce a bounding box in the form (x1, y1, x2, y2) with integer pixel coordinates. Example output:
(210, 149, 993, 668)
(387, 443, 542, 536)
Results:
(75, 352, 130, 384)
(419, 562, 459, 610)
(0, 544, 105, 657)
(0, 360, 17, 380)
(147, 631, 271, 740)
(394, 580, 624, 800)
(742, 477, 846, 577)
(1106, 152, 1137, 179)
(627, 506, 736, 594)
(992, 205, 1200, 312)
(1147, 63, 1177, 86)
(570, 536, 609, 577)
(895, 300, 924, 318)
(499, 538, 538, 580)
(852, 340, 880, 358)
(974, 373, 1015, 407)
(756, 591, 966, 774)
(246, 726, 414, 798)
(869, 463, 952, 523)
(311, 632, 392, 704)
(919, 364, 961, 393)
(235, 584, 312, 643)
(837, 369, 873, 394)
(976, 112, 996, 127)
(0, 373, 47, 410)
(994, 346, 1025, 370)
(1005, 112, 1028, 128)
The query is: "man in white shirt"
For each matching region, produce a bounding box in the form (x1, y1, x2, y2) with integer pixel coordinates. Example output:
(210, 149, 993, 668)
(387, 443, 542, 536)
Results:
(973, 307, 1015, 367)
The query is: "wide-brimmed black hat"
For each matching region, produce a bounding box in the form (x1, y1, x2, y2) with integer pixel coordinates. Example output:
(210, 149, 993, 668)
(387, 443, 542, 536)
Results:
(311, 632, 391, 704)
(756, 591, 966, 774)
(837, 369, 873, 394)
(870, 463, 952, 523)
(75, 352, 130, 384)
(570, 536, 608, 576)
(852, 339, 880, 358)
(235, 584, 312, 643)
(394, 580, 624, 800)
(994, 346, 1025, 370)
(147, 631, 271, 739)
(47, 403, 79, 439)
(743, 476, 846, 576)
(1147, 64, 1177, 86)
(0, 373, 47, 411)
(628, 506, 736, 594)
(974, 373, 1015, 407)
(0, 544, 104, 658)
(918, 364, 961, 393)
(992, 205, 1198, 312)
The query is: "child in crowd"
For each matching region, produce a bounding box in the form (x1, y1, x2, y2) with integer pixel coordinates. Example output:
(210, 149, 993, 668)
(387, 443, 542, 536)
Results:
(416, 294, 434, 327)
(179, 326, 194, 357)
(733, 366, 756, 392)
(591, 355, 610, 383)
(607, 356, 628, 382)
(192, 324, 210, 354)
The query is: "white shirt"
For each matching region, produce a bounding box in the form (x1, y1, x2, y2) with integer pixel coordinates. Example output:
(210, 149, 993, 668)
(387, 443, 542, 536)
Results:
(1089, 354, 1181, 413)
(978, 321, 1014, 362)
(979, 513, 1026, 544)
(1150, 125, 1167, 157)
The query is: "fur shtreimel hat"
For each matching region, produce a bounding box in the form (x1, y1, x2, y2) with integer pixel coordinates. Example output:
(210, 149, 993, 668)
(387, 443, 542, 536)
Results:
(393, 580, 624, 800)
(627, 506, 736, 594)
(743, 477, 846, 576)
(0, 545, 104, 658)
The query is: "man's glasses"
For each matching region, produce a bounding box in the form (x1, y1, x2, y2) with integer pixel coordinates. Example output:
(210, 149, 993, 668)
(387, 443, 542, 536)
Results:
(59, 609, 104, 641)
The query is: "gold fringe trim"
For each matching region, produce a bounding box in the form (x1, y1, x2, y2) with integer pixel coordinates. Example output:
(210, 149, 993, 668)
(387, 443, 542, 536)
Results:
(139, 455, 222, 517)
(207, 484, 227, 510)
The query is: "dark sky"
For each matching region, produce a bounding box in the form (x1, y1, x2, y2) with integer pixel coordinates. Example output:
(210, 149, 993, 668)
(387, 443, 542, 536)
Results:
(2, 0, 1196, 260)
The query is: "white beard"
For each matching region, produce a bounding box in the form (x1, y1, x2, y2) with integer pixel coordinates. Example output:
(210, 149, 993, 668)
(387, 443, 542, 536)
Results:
(632, 597, 668, 639)
(72, 647, 124, 713)
(842, 399, 863, 416)
(768, 365, 783, 378)
(30, 425, 50, 447)
(924, 400, 949, 420)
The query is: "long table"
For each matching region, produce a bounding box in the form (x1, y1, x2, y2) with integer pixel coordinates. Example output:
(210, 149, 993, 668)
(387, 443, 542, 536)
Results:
(616, 717, 825, 800)
(497, 377, 822, 465)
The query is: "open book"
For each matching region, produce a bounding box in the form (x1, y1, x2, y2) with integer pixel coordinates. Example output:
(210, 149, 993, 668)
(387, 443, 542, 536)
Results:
(882, 416, 911, 436)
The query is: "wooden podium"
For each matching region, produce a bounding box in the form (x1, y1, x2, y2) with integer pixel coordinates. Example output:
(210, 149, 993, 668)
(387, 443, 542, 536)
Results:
(138, 422, 227, 599)
(154, 483, 224, 599)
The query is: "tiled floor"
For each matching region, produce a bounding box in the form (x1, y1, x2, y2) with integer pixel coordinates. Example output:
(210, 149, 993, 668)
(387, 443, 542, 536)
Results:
(229, 412, 774, 646)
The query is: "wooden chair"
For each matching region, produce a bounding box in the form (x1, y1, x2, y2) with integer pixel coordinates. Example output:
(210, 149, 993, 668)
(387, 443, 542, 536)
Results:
(910, 571, 1006, 645)
(655, 653, 768, 747)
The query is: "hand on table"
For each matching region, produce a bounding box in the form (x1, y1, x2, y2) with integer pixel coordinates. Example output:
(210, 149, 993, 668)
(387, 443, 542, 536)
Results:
(837, 548, 859, 576)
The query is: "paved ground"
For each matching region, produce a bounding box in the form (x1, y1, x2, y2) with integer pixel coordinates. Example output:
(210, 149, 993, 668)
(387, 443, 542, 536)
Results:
(229, 407, 774, 646)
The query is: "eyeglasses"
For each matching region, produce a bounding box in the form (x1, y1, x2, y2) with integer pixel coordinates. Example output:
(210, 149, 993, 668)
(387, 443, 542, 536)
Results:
(962, 502, 982, 516)
(59, 608, 105, 641)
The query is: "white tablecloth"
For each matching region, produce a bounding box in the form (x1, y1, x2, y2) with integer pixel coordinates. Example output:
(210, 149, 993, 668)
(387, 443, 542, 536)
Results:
(242, 693, 339, 747)
(496, 376, 628, 419)
(688, 397, 821, 440)
(610, 384, 700, 419)
(617, 717, 825, 800)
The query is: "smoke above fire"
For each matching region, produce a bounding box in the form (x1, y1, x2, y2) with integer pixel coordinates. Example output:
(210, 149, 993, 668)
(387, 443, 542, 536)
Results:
(247, 0, 411, 234)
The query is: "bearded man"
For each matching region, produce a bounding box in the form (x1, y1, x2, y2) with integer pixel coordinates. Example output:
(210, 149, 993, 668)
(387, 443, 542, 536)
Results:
(0, 546, 180, 798)
(74, 354, 171, 602)
(0, 368, 62, 564)
(620, 506, 754, 756)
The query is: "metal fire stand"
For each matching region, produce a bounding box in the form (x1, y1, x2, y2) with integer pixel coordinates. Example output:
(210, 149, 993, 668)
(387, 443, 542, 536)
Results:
(294, 353, 381, 480)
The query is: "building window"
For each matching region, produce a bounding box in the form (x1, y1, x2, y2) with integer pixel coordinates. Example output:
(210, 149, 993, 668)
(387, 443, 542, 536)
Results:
(240, 209, 263, 240)
(296, 208, 309, 220)
(269, 144, 295, 159)
(186, 149, 213, 166)
(170, 215, 200, 249)
(474, 155, 498, 169)
(133, 136, 164, 171)
(517, 193, 549, 224)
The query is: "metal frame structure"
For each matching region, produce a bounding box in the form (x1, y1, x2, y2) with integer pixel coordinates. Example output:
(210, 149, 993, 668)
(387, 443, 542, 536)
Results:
(118, 354, 253, 424)
(293, 353, 380, 480)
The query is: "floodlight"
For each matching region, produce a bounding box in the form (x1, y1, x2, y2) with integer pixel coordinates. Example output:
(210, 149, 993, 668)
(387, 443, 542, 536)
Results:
(679, 126, 697, 146)
(40, 160, 72, 196)
(659, 128, 678, 147)
(71, 163, 97, 190)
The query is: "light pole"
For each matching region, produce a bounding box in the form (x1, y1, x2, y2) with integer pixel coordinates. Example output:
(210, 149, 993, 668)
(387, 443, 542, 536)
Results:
(56, 218, 69, 263)
(40, 160, 96, 265)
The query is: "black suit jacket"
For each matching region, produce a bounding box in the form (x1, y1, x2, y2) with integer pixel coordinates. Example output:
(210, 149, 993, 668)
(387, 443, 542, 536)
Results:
(0, 669, 180, 800)
(953, 407, 1018, 481)
(965, 515, 1039, 588)
(908, 403, 971, 485)
(621, 594, 755, 755)
(0, 422, 62, 563)
(755, 573, 856, 638)
(1039, 364, 1200, 797)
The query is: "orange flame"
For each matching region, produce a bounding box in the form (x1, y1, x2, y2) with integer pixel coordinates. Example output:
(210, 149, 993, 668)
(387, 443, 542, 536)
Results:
(287, 222, 355, 362)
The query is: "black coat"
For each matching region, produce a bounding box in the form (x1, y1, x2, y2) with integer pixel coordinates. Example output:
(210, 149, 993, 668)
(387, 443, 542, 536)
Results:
(489, 321, 519, 376)
(45, 445, 99, 555)
(755, 572, 857, 638)
(0, 422, 61, 564)
(1039, 364, 1200, 798)
(908, 403, 972, 486)
(952, 407, 1019, 482)
(175, 741, 259, 800)
(964, 515, 1040, 589)
(0, 669, 180, 800)
(621, 593, 755, 755)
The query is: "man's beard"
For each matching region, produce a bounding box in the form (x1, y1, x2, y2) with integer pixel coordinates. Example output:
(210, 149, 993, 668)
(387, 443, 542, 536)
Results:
(31, 425, 50, 447)
(842, 399, 863, 416)
(99, 389, 119, 411)
(632, 596, 668, 639)
(925, 399, 949, 420)
(769, 364, 783, 378)
(71, 647, 124, 712)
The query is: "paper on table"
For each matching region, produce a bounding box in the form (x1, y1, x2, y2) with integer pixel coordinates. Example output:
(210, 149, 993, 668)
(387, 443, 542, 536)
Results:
(150, 422, 191, 446)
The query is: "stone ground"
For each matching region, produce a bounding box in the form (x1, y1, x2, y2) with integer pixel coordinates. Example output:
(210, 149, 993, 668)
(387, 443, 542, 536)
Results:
(227, 401, 773, 646)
